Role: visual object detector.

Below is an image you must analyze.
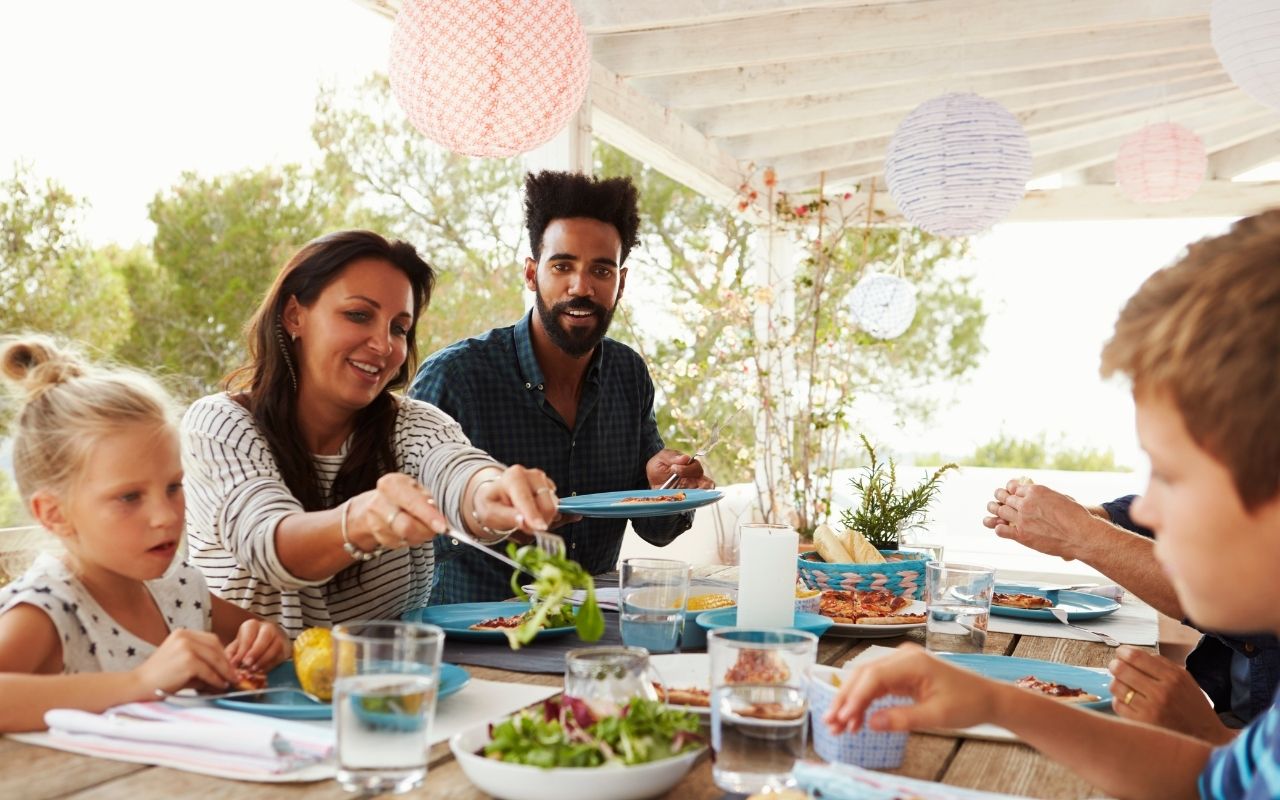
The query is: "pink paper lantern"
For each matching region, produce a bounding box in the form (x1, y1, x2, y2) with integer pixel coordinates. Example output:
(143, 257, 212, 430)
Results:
(389, 0, 591, 158)
(1114, 123, 1207, 204)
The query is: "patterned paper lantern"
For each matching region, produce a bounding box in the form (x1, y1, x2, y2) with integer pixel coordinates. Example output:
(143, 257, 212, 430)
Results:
(884, 92, 1032, 237)
(389, 0, 591, 157)
(1115, 123, 1207, 204)
(1211, 0, 1280, 112)
(849, 274, 918, 340)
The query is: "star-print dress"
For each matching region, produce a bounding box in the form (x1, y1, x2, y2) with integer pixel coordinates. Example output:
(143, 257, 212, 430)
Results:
(0, 552, 211, 672)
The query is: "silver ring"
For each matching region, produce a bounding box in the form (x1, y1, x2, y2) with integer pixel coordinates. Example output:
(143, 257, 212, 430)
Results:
(535, 487, 553, 496)
(386, 508, 402, 527)
(491, 524, 519, 536)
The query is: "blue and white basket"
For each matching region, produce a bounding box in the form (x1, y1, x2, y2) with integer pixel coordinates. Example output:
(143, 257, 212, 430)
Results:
(797, 550, 931, 600)
(807, 664, 911, 769)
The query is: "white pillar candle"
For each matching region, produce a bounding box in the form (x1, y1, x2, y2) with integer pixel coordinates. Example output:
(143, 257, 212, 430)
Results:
(737, 523, 799, 628)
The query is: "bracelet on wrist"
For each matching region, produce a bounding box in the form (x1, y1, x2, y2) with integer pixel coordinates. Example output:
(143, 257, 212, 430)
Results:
(470, 476, 519, 544)
(339, 499, 384, 562)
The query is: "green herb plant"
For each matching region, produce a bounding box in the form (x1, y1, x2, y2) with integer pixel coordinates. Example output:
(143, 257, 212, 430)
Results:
(840, 434, 957, 550)
(506, 543, 605, 649)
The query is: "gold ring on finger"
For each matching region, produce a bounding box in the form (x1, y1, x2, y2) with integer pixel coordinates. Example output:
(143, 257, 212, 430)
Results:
(1123, 688, 1135, 705)
(386, 508, 403, 527)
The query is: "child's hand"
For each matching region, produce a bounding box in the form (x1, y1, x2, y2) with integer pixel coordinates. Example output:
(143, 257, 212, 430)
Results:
(823, 644, 1001, 734)
(133, 629, 236, 694)
(225, 619, 290, 672)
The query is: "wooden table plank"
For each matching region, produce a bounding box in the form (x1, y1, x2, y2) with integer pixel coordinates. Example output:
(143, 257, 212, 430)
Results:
(0, 737, 149, 800)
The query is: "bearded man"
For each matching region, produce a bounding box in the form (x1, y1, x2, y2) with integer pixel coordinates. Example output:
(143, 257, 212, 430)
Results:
(409, 171, 712, 604)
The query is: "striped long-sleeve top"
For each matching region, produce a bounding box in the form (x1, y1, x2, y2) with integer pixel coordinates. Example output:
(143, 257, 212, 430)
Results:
(181, 392, 498, 638)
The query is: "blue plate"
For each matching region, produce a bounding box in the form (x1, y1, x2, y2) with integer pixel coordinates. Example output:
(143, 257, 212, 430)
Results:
(992, 584, 1121, 621)
(403, 601, 578, 642)
(695, 608, 833, 638)
(213, 660, 470, 719)
(557, 488, 724, 518)
(939, 653, 1112, 711)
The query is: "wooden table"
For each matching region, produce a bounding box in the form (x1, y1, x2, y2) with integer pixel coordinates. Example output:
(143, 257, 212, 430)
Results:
(2, 631, 1131, 800)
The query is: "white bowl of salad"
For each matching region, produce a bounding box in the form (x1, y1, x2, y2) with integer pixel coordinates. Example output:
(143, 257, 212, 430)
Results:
(449, 696, 706, 800)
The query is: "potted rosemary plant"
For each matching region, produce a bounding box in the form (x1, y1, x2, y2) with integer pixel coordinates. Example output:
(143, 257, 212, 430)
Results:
(841, 434, 956, 551)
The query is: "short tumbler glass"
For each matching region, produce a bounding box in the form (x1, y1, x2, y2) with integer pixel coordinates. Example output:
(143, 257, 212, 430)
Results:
(925, 562, 995, 654)
(619, 557, 690, 654)
(333, 621, 444, 795)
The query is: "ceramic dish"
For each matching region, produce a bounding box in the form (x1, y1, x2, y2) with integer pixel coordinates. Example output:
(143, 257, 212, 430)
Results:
(213, 660, 470, 718)
(556, 489, 724, 518)
(938, 653, 1112, 711)
(403, 601, 577, 642)
(991, 584, 1121, 621)
(695, 608, 834, 637)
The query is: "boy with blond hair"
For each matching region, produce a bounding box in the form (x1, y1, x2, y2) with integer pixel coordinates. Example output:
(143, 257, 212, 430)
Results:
(825, 209, 1280, 799)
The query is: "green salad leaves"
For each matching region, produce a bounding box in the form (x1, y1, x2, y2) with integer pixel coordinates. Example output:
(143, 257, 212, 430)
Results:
(484, 696, 703, 768)
(505, 543, 606, 649)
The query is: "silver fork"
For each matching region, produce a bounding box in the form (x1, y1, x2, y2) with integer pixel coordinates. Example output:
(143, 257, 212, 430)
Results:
(660, 407, 741, 490)
(450, 527, 567, 570)
(155, 686, 324, 705)
(1049, 607, 1119, 647)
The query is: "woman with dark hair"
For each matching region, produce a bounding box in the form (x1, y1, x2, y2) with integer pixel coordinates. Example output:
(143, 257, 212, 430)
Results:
(182, 230, 557, 636)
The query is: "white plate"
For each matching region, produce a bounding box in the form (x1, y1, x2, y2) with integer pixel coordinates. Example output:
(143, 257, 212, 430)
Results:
(649, 653, 711, 717)
(523, 585, 620, 611)
(450, 723, 704, 800)
(824, 600, 927, 638)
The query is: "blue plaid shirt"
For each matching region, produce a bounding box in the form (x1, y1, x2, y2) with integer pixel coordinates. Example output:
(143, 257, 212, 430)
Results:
(409, 311, 693, 604)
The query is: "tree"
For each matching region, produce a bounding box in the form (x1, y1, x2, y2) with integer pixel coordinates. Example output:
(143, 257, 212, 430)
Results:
(0, 469, 25, 528)
(962, 433, 1129, 472)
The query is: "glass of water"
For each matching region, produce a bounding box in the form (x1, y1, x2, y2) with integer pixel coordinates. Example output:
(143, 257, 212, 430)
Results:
(333, 621, 444, 795)
(564, 646, 662, 718)
(619, 557, 690, 653)
(708, 628, 818, 794)
(925, 562, 995, 654)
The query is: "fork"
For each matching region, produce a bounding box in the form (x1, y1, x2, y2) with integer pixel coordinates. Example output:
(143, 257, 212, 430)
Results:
(155, 686, 324, 705)
(1049, 606, 1119, 647)
(449, 527, 566, 573)
(660, 407, 741, 490)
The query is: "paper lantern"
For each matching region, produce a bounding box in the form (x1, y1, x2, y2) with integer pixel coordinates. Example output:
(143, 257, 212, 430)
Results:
(389, 0, 591, 157)
(1115, 123, 1207, 204)
(1211, 0, 1280, 112)
(884, 92, 1032, 237)
(849, 274, 917, 340)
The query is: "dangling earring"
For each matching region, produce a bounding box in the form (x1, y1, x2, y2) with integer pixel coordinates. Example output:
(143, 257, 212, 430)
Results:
(276, 321, 299, 392)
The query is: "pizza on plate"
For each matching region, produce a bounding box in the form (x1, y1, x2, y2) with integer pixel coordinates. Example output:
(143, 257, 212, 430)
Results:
(468, 614, 525, 631)
(735, 702, 805, 721)
(653, 683, 710, 708)
(618, 492, 687, 504)
(819, 589, 926, 625)
(1014, 675, 1101, 703)
(993, 592, 1055, 609)
(724, 648, 792, 685)
(232, 665, 267, 692)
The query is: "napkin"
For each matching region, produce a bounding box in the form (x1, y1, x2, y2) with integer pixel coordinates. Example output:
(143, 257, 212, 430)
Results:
(793, 760, 1037, 799)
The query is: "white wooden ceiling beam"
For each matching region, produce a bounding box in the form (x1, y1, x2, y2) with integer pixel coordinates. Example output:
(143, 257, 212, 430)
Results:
(594, 0, 1207, 78)
(1208, 133, 1280, 178)
(639, 20, 1209, 109)
(729, 70, 1229, 162)
(571, 0, 919, 36)
(586, 63, 747, 205)
(690, 51, 1220, 138)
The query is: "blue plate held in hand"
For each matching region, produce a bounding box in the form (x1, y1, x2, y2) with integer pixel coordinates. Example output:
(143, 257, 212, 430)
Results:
(557, 488, 724, 518)
(938, 653, 1112, 711)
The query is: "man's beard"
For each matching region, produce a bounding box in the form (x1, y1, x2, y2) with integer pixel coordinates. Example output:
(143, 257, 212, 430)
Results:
(534, 288, 615, 358)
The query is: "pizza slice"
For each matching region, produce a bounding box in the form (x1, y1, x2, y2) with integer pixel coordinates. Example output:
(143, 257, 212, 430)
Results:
(994, 592, 1055, 609)
(468, 614, 526, 631)
(724, 648, 791, 685)
(618, 492, 687, 504)
(653, 683, 710, 708)
(232, 665, 267, 692)
(1014, 675, 1101, 703)
(735, 702, 805, 721)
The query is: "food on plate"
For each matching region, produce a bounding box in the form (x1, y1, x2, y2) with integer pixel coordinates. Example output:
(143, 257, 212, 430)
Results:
(232, 664, 267, 692)
(994, 592, 1055, 609)
(618, 492, 687, 504)
(469, 614, 526, 631)
(292, 627, 334, 701)
(724, 648, 791, 685)
(1014, 675, 1101, 703)
(504, 543, 604, 650)
(795, 587, 820, 599)
(687, 592, 735, 611)
(819, 589, 926, 625)
(845, 528, 887, 564)
(814, 523, 855, 564)
(653, 683, 710, 708)
(470, 607, 576, 633)
(734, 701, 806, 721)
(484, 696, 703, 767)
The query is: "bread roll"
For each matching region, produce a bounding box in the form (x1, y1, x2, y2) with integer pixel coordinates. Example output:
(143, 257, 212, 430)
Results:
(814, 524, 855, 564)
(846, 528, 887, 564)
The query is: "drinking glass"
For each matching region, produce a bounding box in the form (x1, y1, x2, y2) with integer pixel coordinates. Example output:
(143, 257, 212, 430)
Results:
(708, 628, 818, 794)
(619, 557, 690, 653)
(925, 562, 995, 654)
(563, 646, 662, 718)
(333, 621, 444, 795)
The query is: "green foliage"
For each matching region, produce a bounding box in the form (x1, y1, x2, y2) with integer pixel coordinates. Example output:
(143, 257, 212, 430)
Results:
(841, 434, 957, 550)
(962, 433, 1129, 472)
(0, 470, 26, 528)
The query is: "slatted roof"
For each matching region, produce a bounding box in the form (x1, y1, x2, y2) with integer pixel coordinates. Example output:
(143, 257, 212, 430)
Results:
(358, 1, 1280, 220)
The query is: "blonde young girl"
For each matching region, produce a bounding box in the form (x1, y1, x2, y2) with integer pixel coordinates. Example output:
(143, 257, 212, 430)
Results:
(0, 337, 289, 732)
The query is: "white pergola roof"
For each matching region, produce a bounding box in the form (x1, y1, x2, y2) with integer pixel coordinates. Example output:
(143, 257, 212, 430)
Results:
(359, 1, 1280, 220)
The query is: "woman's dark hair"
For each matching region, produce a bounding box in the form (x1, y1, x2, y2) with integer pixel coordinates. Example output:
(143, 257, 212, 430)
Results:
(226, 230, 436, 512)
(524, 171, 641, 264)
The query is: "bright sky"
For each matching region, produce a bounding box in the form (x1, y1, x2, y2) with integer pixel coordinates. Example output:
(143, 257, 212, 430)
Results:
(1, 1, 1267, 473)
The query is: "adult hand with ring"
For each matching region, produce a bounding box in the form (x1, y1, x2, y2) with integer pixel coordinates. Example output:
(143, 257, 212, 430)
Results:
(1108, 646, 1234, 744)
(347, 473, 448, 553)
(468, 465, 558, 543)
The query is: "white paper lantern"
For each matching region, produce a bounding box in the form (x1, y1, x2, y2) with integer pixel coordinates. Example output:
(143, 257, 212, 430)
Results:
(849, 274, 918, 340)
(884, 92, 1032, 237)
(1212, 0, 1280, 112)
(389, 0, 591, 157)
(1114, 123, 1207, 204)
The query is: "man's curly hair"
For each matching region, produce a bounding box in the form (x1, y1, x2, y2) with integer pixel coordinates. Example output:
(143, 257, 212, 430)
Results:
(524, 171, 640, 265)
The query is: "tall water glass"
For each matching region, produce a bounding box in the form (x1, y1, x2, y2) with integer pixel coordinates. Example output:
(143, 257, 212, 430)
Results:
(333, 621, 444, 795)
(925, 562, 995, 654)
(708, 628, 818, 794)
(620, 557, 690, 653)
